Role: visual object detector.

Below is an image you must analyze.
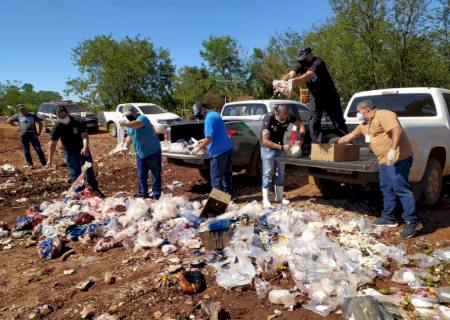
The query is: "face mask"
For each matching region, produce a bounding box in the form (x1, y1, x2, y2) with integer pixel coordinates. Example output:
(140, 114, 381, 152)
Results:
(58, 116, 70, 125)
(356, 112, 364, 121)
(126, 114, 136, 121)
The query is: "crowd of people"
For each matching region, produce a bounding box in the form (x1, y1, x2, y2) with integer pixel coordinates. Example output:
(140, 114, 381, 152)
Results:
(6, 47, 421, 239)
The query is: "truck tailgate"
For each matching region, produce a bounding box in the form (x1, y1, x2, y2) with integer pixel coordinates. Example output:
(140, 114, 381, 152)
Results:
(276, 147, 378, 172)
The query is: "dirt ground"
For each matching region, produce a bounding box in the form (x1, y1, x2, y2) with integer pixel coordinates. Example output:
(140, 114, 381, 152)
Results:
(0, 121, 449, 320)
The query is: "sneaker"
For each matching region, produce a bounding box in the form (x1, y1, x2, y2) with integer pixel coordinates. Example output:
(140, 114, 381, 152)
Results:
(401, 222, 421, 238)
(372, 218, 399, 228)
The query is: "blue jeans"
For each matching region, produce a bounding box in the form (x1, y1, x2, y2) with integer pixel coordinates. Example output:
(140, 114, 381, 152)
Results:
(379, 156, 418, 224)
(64, 150, 99, 191)
(210, 149, 233, 194)
(136, 151, 162, 199)
(261, 147, 285, 188)
(20, 133, 47, 166)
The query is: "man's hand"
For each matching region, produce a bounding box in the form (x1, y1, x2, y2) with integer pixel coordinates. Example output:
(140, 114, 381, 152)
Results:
(387, 149, 397, 162)
(283, 144, 290, 152)
(80, 147, 89, 156)
(329, 137, 340, 144)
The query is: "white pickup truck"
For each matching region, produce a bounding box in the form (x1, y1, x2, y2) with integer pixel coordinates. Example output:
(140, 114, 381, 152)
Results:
(279, 87, 450, 206)
(98, 103, 180, 139)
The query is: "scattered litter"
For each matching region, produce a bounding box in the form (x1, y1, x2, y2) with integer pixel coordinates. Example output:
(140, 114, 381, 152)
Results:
(166, 180, 183, 191)
(1, 163, 17, 176)
(268, 289, 296, 307)
(15, 197, 28, 203)
(76, 277, 94, 291)
(176, 271, 206, 294)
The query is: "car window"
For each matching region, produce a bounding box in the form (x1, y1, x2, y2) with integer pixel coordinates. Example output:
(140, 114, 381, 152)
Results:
(222, 103, 267, 116)
(139, 105, 165, 114)
(61, 104, 84, 113)
(347, 93, 437, 117)
(443, 93, 450, 117)
(283, 104, 310, 121)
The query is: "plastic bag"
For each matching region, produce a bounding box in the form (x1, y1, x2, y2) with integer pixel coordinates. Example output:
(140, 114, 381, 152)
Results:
(125, 198, 151, 222)
(109, 120, 128, 155)
(38, 235, 64, 260)
(213, 253, 256, 290)
(391, 268, 423, 287)
(433, 247, 450, 261)
(268, 289, 296, 307)
(409, 252, 440, 268)
(342, 296, 396, 320)
(254, 278, 271, 299)
(152, 196, 180, 221)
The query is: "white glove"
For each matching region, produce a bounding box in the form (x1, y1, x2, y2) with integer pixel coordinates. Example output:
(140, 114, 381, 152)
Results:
(119, 120, 129, 128)
(387, 149, 397, 162)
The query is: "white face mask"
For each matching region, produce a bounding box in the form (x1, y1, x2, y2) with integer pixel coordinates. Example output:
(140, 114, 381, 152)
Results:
(356, 112, 364, 121)
(58, 116, 70, 125)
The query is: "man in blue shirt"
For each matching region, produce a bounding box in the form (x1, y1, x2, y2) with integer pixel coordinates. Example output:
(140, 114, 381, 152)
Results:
(120, 104, 162, 199)
(195, 102, 233, 194)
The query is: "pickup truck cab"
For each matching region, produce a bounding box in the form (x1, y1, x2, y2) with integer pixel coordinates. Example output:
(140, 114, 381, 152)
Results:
(98, 103, 180, 139)
(279, 87, 450, 206)
(221, 99, 310, 122)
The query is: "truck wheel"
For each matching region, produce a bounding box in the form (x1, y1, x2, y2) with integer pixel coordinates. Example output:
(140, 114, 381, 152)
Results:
(107, 123, 117, 137)
(419, 158, 443, 206)
(199, 168, 211, 182)
(313, 177, 341, 198)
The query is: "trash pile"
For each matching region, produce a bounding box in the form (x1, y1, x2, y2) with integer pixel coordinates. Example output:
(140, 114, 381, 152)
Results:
(6, 185, 450, 318)
(1, 163, 17, 176)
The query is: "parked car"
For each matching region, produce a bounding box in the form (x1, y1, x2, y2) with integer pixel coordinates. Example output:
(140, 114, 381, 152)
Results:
(221, 99, 310, 122)
(98, 103, 180, 139)
(37, 101, 99, 133)
(277, 87, 450, 206)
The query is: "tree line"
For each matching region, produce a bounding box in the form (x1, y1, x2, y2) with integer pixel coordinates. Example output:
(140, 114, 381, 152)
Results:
(1, 0, 448, 114)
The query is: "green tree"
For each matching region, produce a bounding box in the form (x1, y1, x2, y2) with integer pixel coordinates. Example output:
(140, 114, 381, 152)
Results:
(200, 36, 247, 102)
(66, 35, 175, 110)
(172, 66, 211, 108)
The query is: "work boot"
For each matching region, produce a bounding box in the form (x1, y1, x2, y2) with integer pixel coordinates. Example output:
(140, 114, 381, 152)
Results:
(262, 188, 272, 208)
(274, 186, 290, 205)
(401, 222, 421, 238)
(372, 218, 399, 228)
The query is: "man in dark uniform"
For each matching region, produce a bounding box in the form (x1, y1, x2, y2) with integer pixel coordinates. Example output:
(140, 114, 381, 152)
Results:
(282, 47, 348, 142)
(47, 105, 103, 195)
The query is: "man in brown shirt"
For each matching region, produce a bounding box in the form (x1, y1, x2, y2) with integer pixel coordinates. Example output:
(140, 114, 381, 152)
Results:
(337, 99, 420, 238)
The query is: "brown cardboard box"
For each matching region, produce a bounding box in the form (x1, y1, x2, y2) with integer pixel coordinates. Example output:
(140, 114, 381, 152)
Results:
(311, 143, 360, 162)
(200, 188, 231, 218)
(199, 222, 233, 250)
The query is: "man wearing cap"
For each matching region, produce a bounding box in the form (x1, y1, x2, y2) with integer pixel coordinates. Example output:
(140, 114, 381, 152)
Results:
(336, 99, 420, 238)
(47, 105, 103, 195)
(7, 104, 47, 168)
(281, 47, 348, 143)
(193, 102, 233, 195)
(120, 104, 162, 200)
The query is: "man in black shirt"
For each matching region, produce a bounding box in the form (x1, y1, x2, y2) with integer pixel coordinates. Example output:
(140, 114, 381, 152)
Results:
(260, 104, 305, 207)
(47, 105, 102, 194)
(282, 47, 348, 142)
(7, 104, 47, 168)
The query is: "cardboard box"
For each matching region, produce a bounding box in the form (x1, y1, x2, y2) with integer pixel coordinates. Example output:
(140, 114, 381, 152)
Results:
(199, 222, 233, 250)
(200, 188, 231, 218)
(311, 143, 360, 162)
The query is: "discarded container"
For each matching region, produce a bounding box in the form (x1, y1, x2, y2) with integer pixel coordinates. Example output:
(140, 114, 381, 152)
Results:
(268, 289, 296, 307)
(200, 188, 231, 218)
(311, 143, 360, 162)
(342, 296, 396, 320)
(176, 271, 206, 294)
(199, 222, 233, 250)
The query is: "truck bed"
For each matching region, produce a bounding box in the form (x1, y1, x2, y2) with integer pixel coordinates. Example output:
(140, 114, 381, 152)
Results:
(276, 147, 378, 172)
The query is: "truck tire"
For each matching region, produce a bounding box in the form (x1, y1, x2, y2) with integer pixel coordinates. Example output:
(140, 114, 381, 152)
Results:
(313, 177, 341, 198)
(419, 158, 443, 206)
(107, 122, 117, 137)
(199, 168, 211, 182)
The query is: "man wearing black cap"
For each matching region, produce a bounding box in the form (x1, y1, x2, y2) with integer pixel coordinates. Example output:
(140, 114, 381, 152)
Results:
(281, 47, 348, 142)
(7, 104, 47, 168)
(47, 105, 103, 195)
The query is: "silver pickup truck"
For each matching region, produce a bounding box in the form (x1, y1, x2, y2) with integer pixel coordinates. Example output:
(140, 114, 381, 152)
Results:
(278, 87, 450, 206)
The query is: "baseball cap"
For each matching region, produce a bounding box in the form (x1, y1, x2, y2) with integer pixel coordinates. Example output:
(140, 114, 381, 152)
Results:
(296, 47, 312, 61)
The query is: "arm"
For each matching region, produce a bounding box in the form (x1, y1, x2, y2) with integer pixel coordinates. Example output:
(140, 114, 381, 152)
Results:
(124, 120, 144, 129)
(47, 140, 58, 165)
(292, 70, 315, 84)
(125, 135, 132, 148)
(7, 115, 18, 127)
(337, 127, 363, 144)
(262, 129, 285, 150)
(281, 71, 297, 81)
(390, 126, 403, 150)
(80, 132, 90, 156)
(198, 137, 212, 150)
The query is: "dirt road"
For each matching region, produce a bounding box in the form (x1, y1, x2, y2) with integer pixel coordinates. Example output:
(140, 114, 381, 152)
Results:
(0, 123, 449, 319)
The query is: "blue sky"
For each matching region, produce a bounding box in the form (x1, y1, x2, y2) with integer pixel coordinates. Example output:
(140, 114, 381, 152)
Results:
(0, 0, 332, 97)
